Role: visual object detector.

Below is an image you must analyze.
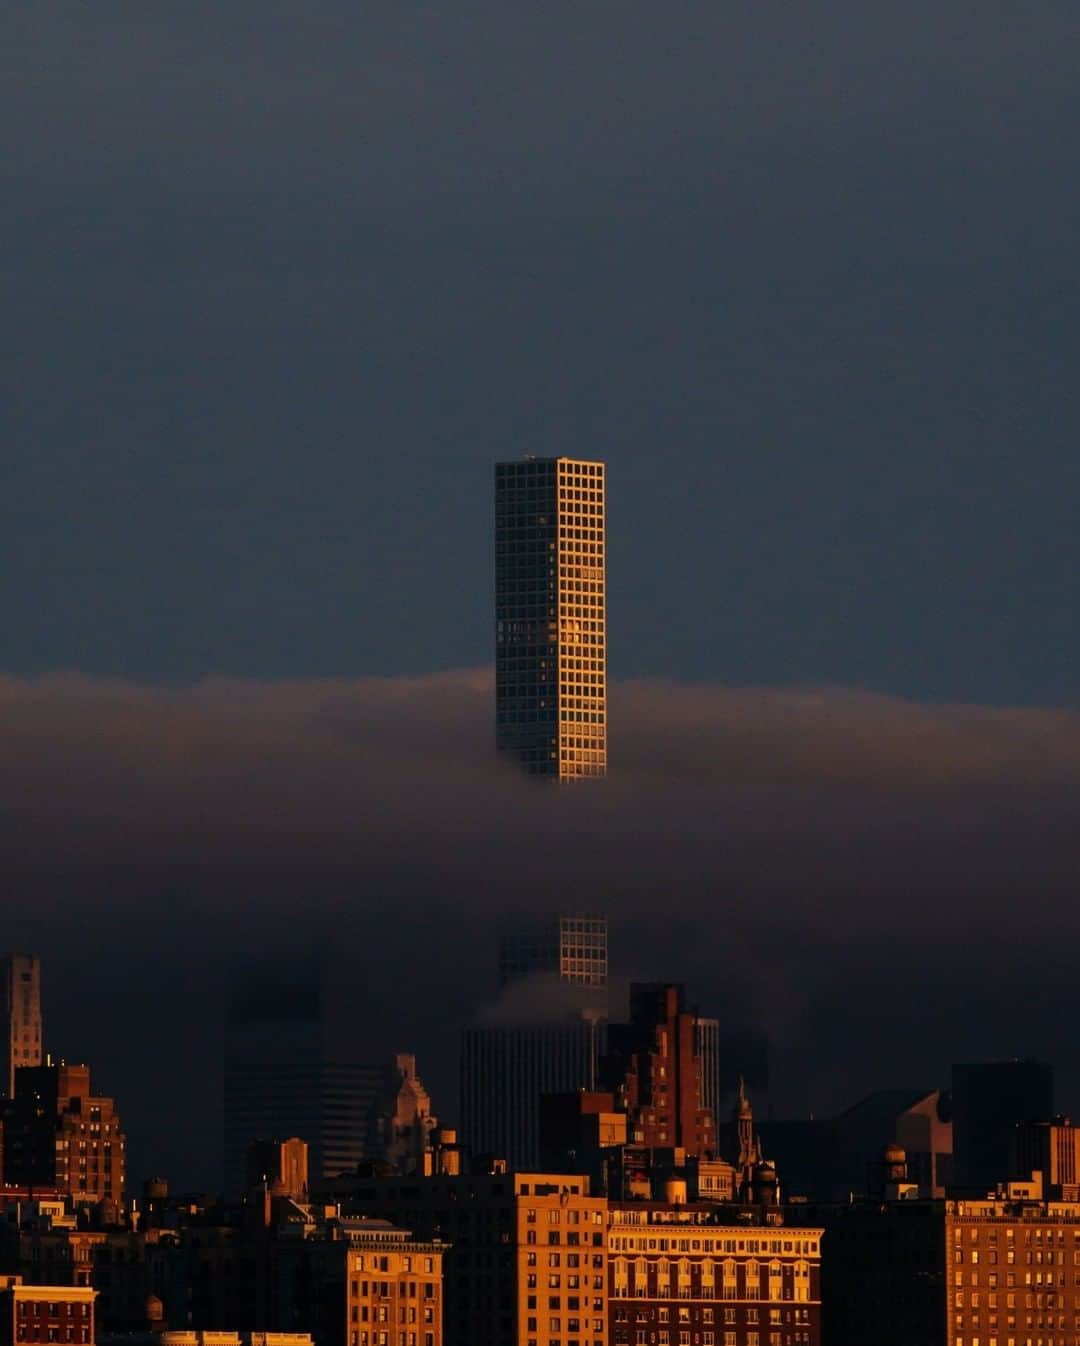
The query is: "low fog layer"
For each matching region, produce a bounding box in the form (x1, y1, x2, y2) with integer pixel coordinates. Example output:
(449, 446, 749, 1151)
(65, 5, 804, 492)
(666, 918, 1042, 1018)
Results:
(3, 669, 1078, 1186)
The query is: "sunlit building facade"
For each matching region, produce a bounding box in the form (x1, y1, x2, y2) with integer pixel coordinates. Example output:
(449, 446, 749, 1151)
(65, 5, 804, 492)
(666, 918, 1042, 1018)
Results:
(495, 456, 607, 780)
(1, 954, 42, 1098)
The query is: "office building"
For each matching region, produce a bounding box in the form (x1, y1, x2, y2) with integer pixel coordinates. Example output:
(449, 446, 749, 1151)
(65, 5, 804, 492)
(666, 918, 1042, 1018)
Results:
(495, 456, 606, 780)
(460, 1013, 607, 1170)
(224, 959, 379, 1190)
(1, 1063, 125, 1203)
(951, 1060, 1054, 1193)
(1, 955, 42, 1098)
(498, 914, 608, 989)
(609, 1204, 821, 1346)
(462, 914, 609, 1169)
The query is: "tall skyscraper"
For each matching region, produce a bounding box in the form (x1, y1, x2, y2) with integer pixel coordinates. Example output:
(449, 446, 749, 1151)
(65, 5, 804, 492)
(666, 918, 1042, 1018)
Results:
(461, 913, 609, 1168)
(224, 957, 379, 1191)
(1, 954, 42, 1098)
(460, 1012, 607, 1170)
(498, 912, 608, 988)
(495, 456, 606, 780)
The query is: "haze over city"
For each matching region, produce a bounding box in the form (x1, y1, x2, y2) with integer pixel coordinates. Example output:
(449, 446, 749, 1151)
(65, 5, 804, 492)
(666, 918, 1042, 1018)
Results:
(5, 0, 1080, 1199)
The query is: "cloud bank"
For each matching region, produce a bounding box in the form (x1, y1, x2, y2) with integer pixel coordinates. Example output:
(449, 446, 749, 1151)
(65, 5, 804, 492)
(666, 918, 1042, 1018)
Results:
(3, 669, 1078, 1185)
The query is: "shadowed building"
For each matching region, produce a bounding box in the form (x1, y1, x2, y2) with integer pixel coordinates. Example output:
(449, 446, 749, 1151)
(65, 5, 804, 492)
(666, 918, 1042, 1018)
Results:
(758, 1088, 953, 1201)
(366, 1054, 438, 1175)
(224, 959, 379, 1191)
(461, 1012, 607, 1171)
(1, 955, 42, 1099)
(952, 1060, 1053, 1193)
(495, 456, 606, 780)
(498, 913, 608, 990)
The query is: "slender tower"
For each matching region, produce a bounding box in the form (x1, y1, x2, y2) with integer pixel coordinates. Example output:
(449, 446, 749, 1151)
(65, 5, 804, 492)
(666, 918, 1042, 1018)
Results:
(494, 456, 607, 780)
(1, 953, 43, 1098)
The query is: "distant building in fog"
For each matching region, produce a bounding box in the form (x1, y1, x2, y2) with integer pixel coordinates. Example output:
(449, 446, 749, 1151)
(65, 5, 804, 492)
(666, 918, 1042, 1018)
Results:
(951, 1059, 1053, 1192)
(366, 1053, 438, 1174)
(460, 1012, 607, 1170)
(1, 954, 42, 1098)
(498, 912, 608, 988)
(224, 957, 379, 1190)
(758, 1088, 952, 1201)
(463, 912, 609, 1168)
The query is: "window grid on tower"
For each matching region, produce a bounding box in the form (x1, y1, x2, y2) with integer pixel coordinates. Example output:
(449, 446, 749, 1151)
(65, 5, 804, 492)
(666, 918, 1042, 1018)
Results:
(495, 457, 606, 781)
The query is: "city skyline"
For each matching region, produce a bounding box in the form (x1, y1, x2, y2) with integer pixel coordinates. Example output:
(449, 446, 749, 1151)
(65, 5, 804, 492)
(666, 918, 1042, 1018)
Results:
(3, 0, 1080, 1225)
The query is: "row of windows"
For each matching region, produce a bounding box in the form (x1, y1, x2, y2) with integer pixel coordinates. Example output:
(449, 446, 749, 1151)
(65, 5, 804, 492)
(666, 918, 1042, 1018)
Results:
(610, 1238, 819, 1256)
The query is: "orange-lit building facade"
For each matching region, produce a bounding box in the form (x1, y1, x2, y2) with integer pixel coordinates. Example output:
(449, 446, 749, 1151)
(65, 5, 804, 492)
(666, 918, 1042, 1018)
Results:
(0, 958, 42, 1100)
(314, 1221, 444, 1346)
(0, 1276, 95, 1346)
(608, 1207, 821, 1346)
(331, 1169, 607, 1346)
(495, 457, 606, 781)
(1, 1064, 124, 1204)
(602, 986, 716, 1159)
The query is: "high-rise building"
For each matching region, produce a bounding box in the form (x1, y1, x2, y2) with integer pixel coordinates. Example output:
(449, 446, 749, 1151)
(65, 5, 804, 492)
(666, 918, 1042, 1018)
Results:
(460, 1013, 607, 1170)
(224, 958, 379, 1191)
(1, 955, 42, 1098)
(498, 913, 608, 989)
(495, 456, 607, 780)
(462, 913, 609, 1168)
(601, 984, 717, 1159)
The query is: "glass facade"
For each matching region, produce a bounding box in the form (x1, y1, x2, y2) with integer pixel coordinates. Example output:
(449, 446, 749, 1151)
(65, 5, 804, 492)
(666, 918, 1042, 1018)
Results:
(495, 456, 606, 780)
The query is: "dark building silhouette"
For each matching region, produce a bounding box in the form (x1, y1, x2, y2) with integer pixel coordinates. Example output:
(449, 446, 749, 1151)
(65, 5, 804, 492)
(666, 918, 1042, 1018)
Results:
(952, 1060, 1054, 1192)
(460, 912, 609, 1170)
(224, 958, 379, 1191)
(758, 1088, 953, 1201)
(460, 1010, 606, 1170)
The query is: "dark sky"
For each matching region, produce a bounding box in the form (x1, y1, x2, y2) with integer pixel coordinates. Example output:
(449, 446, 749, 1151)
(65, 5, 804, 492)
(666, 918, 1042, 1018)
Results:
(6, 0, 1080, 700)
(4, 2, 1080, 1189)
